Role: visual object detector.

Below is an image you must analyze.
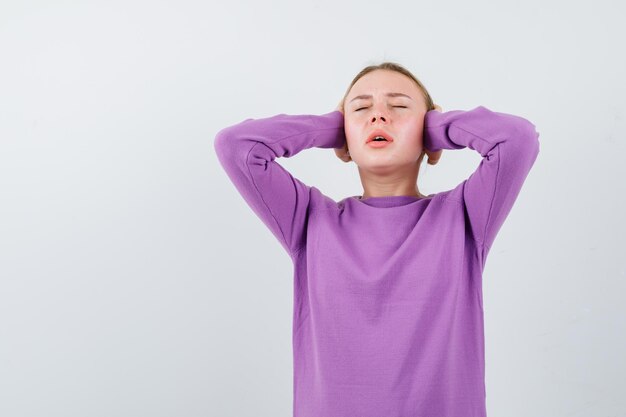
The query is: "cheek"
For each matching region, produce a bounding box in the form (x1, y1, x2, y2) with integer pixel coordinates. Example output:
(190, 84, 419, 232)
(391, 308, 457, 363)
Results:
(344, 125, 360, 147)
(403, 120, 424, 144)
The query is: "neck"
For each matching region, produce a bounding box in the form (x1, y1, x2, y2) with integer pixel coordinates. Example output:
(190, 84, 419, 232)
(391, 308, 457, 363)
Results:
(358, 164, 424, 199)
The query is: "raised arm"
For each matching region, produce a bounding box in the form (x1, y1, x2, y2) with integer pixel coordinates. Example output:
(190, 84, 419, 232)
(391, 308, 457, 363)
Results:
(423, 105, 540, 261)
(213, 111, 346, 257)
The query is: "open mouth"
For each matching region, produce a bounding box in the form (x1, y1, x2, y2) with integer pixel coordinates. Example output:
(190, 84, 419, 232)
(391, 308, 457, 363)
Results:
(366, 129, 395, 144)
(367, 137, 392, 148)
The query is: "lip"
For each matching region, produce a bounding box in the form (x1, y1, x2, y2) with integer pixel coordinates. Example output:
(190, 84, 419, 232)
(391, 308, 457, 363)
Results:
(367, 140, 392, 148)
(366, 129, 395, 144)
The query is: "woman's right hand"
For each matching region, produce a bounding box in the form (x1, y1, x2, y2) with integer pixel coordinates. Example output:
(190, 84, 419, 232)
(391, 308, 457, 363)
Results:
(335, 98, 344, 115)
(335, 140, 352, 163)
(334, 99, 352, 163)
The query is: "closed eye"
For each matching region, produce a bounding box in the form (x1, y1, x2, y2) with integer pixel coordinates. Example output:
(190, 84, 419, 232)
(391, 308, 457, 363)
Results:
(355, 106, 407, 111)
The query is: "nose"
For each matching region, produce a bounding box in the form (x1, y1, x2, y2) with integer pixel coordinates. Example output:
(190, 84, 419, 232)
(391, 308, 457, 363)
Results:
(370, 106, 389, 125)
(371, 115, 387, 123)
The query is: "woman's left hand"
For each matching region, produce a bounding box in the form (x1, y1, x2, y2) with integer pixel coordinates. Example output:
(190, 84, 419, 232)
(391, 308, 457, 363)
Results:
(424, 104, 443, 165)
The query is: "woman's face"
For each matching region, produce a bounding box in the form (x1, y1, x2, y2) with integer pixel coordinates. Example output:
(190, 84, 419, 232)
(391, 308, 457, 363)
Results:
(343, 70, 428, 172)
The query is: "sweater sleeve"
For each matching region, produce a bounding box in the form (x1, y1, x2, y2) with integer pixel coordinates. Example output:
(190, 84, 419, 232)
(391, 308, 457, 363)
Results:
(213, 110, 346, 257)
(422, 105, 540, 260)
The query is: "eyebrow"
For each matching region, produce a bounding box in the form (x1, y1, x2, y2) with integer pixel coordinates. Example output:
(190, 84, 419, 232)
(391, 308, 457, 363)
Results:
(349, 92, 413, 103)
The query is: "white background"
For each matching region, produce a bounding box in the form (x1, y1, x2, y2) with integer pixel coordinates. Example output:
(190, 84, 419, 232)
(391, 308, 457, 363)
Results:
(1, 0, 624, 416)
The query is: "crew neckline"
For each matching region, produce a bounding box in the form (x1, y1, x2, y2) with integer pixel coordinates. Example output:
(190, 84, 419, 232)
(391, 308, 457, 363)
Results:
(351, 194, 434, 208)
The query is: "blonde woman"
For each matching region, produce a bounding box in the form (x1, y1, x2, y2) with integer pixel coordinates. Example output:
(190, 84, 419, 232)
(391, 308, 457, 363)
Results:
(214, 61, 540, 417)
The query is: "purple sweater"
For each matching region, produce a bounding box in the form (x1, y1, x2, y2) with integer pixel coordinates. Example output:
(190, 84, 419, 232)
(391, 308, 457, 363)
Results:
(214, 106, 540, 417)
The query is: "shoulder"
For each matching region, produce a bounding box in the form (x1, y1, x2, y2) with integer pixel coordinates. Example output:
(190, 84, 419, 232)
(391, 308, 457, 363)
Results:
(308, 186, 344, 212)
(429, 184, 464, 205)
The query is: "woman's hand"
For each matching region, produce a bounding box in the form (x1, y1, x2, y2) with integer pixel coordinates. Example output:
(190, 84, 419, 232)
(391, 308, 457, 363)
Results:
(334, 99, 352, 162)
(335, 99, 344, 115)
(423, 104, 443, 165)
(335, 140, 351, 163)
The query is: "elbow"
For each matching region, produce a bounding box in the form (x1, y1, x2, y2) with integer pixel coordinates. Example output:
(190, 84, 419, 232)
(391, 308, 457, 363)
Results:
(213, 117, 256, 156)
(214, 122, 246, 153)
(213, 127, 242, 164)
(213, 129, 229, 161)
(506, 118, 540, 167)
(522, 119, 540, 159)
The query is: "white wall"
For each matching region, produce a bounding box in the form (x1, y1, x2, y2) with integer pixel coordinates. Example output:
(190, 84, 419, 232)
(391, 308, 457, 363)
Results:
(1, 0, 624, 416)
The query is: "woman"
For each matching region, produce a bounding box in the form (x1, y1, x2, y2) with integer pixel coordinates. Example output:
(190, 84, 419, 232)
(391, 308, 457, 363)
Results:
(214, 61, 540, 417)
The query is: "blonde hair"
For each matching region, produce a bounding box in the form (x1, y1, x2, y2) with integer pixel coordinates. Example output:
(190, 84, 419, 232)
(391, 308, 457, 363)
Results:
(339, 61, 435, 113)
